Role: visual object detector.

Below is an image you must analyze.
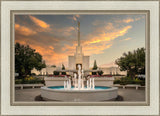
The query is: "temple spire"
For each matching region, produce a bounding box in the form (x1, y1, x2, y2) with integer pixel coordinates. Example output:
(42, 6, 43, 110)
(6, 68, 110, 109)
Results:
(78, 21, 80, 46)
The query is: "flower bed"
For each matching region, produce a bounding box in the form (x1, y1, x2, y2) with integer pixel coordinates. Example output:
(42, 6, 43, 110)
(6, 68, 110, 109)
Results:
(15, 76, 44, 84)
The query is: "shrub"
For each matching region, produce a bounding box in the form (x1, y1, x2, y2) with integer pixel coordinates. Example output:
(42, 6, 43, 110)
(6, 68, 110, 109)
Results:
(139, 80, 145, 86)
(62, 72, 66, 75)
(15, 79, 22, 84)
(114, 79, 121, 84)
(98, 70, 103, 76)
(92, 72, 97, 75)
(114, 76, 145, 86)
(119, 79, 127, 85)
(53, 71, 60, 75)
(15, 76, 44, 84)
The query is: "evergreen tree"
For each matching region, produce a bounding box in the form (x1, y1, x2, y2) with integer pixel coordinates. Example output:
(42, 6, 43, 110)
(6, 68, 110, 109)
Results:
(62, 64, 66, 75)
(92, 60, 98, 75)
(92, 60, 98, 70)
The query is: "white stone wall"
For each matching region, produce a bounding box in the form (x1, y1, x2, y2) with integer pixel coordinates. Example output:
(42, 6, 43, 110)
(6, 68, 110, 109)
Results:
(31, 66, 57, 75)
(31, 68, 41, 75)
(68, 56, 75, 70)
(68, 55, 90, 70)
(83, 56, 89, 70)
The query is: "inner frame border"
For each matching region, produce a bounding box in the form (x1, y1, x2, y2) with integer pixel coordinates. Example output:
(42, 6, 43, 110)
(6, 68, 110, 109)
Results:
(10, 10, 150, 106)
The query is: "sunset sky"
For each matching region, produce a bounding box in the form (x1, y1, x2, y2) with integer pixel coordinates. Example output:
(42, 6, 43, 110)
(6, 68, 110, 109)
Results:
(15, 14, 145, 68)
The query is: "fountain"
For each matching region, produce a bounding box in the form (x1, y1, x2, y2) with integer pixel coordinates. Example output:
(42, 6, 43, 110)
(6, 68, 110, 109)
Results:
(40, 22, 118, 101)
(64, 65, 95, 90)
(41, 64, 118, 102)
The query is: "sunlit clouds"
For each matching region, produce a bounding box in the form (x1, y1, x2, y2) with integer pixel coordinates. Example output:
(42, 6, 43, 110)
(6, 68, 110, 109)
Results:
(123, 37, 132, 41)
(115, 16, 144, 24)
(15, 14, 145, 67)
(15, 24, 37, 36)
(29, 16, 50, 29)
(122, 18, 134, 23)
(87, 25, 132, 44)
(55, 26, 76, 36)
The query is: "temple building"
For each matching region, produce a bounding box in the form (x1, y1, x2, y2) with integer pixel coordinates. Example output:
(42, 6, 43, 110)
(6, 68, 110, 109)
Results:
(68, 21, 90, 70)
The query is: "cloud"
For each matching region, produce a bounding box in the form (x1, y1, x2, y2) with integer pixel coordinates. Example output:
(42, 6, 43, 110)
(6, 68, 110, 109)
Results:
(92, 20, 104, 26)
(55, 26, 76, 36)
(49, 46, 54, 50)
(115, 16, 144, 24)
(15, 24, 37, 36)
(115, 18, 134, 24)
(55, 23, 132, 58)
(15, 38, 68, 67)
(85, 25, 132, 44)
(124, 37, 132, 41)
(29, 16, 50, 29)
(135, 16, 145, 21)
(83, 43, 112, 55)
(122, 18, 134, 23)
(120, 37, 132, 41)
(15, 15, 136, 67)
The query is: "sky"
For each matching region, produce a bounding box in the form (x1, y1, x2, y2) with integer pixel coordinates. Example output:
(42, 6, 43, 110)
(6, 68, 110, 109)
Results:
(15, 14, 145, 68)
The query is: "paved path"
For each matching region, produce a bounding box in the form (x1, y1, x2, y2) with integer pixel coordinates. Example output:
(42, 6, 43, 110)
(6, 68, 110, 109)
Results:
(15, 88, 145, 101)
(118, 88, 145, 101)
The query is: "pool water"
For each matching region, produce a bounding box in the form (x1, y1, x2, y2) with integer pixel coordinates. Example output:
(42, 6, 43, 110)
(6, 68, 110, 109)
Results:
(48, 86, 111, 90)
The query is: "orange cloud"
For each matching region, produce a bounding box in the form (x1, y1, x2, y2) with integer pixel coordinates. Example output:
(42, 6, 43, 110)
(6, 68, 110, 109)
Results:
(122, 18, 134, 23)
(49, 46, 54, 50)
(59, 24, 132, 58)
(120, 37, 132, 41)
(15, 40, 69, 66)
(124, 37, 132, 41)
(83, 44, 112, 55)
(29, 16, 50, 29)
(86, 25, 132, 44)
(55, 26, 75, 36)
(115, 18, 134, 24)
(15, 16, 136, 67)
(15, 39, 27, 45)
(15, 24, 37, 36)
(116, 16, 144, 24)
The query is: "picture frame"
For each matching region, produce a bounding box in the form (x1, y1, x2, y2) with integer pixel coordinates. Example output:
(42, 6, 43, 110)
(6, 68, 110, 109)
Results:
(0, 0, 159, 115)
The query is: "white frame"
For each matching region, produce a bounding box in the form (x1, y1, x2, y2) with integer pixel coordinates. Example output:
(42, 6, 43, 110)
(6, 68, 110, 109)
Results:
(1, 1, 159, 115)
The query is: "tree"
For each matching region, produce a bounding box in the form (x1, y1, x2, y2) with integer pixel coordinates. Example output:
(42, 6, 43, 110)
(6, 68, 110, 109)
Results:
(61, 64, 66, 75)
(92, 60, 98, 75)
(92, 60, 98, 70)
(115, 47, 145, 79)
(15, 43, 46, 77)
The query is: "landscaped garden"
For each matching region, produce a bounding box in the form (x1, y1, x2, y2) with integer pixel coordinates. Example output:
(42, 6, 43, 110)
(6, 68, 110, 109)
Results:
(114, 76, 145, 86)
